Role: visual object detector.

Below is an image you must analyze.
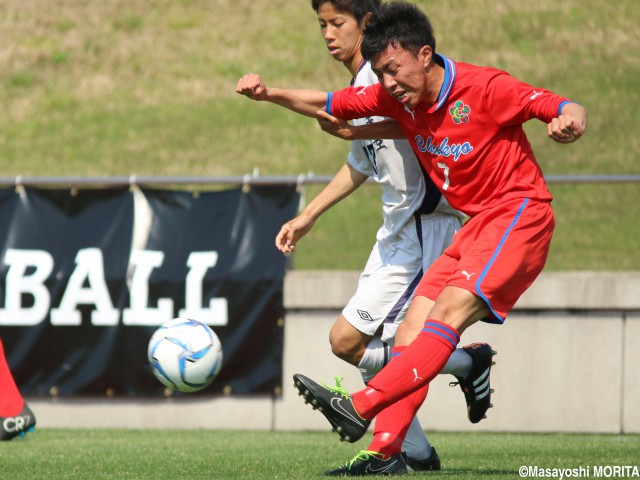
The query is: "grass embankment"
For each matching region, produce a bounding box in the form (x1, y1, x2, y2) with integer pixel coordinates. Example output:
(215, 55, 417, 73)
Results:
(1, 0, 638, 269)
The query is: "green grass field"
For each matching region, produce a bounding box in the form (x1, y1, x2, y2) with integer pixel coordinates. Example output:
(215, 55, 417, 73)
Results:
(1, 0, 639, 270)
(3, 430, 639, 479)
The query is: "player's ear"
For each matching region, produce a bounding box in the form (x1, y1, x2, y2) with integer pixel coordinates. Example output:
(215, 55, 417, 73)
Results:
(418, 45, 433, 68)
(361, 12, 373, 30)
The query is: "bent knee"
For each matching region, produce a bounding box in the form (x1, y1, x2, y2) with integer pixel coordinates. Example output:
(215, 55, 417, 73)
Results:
(329, 332, 367, 366)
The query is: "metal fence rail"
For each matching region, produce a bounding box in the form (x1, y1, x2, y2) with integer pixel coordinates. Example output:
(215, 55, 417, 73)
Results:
(1, 173, 639, 188)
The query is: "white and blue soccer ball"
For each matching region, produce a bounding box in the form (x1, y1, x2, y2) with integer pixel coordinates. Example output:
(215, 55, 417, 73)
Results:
(148, 318, 223, 393)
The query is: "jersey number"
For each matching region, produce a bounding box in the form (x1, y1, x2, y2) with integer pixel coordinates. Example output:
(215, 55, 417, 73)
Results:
(437, 162, 450, 191)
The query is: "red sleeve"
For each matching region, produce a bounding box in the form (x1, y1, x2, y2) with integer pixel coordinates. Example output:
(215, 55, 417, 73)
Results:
(484, 69, 571, 127)
(327, 84, 396, 120)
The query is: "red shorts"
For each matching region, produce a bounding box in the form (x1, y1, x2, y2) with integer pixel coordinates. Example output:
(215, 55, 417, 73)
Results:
(414, 198, 555, 323)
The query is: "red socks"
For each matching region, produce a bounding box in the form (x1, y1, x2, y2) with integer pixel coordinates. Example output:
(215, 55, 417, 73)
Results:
(367, 346, 431, 457)
(352, 320, 459, 456)
(0, 338, 25, 417)
(353, 319, 459, 417)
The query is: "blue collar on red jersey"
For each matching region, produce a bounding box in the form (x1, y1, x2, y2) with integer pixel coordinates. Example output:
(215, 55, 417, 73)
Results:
(433, 53, 456, 111)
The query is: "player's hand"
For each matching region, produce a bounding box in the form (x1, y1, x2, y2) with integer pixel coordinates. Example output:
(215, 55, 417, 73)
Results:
(235, 73, 268, 101)
(548, 103, 588, 144)
(547, 115, 582, 144)
(316, 110, 354, 140)
(274, 215, 315, 253)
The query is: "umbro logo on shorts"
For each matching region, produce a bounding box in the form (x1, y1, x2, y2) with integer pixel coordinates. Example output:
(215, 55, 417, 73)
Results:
(357, 309, 374, 321)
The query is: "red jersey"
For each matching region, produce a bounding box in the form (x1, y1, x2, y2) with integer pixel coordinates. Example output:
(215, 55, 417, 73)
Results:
(328, 54, 571, 217)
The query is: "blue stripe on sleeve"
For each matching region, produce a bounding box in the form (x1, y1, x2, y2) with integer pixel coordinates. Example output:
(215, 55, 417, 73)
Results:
(326, 92, 334, 116)
(557, 100, 572, 116)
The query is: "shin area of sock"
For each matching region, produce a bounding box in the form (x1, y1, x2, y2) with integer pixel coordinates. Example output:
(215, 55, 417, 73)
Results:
(352, 320, 458, 417)
(368, 383, 430, 457)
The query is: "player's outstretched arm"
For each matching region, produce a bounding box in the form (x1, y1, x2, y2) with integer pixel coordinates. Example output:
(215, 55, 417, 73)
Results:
(275, 163, 368, 253)
(547, 102, 588, 144)
(235, 73, 328, 118)
(316, 111, 406, 141)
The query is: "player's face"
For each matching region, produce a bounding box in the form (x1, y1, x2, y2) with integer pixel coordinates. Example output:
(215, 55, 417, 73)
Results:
(317, 3, 364, 65)
(371, 44, 431, 109)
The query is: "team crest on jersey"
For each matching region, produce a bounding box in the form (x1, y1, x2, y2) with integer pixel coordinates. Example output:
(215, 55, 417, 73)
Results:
(449, 100, 470, 124)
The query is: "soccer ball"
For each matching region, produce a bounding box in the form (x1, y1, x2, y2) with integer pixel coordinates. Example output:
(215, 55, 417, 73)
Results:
(148, 318, 223, 393)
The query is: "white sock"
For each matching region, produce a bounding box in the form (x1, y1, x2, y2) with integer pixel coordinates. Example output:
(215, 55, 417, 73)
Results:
(439, 348, 473, 377)
(402, 416, 432, 460)
(357, 335, 392, 384)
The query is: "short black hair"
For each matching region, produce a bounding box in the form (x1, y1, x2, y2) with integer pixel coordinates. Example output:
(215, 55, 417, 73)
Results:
(361, 0, 436, 60)
(311, 0, 381, 24)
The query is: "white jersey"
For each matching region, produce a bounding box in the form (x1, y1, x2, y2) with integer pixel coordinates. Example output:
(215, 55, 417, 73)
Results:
(347, 62, 463, 243)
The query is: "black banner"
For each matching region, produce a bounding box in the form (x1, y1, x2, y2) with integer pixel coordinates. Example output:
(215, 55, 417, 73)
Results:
(0, 185, 299, 397)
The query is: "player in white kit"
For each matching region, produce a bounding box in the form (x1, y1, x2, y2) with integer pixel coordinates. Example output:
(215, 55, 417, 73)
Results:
(236, 0, 495, 473)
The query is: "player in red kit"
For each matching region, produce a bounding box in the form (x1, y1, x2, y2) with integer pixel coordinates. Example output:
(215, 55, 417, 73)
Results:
(279, 0, 587, 475)
(0, 337, 36, 440)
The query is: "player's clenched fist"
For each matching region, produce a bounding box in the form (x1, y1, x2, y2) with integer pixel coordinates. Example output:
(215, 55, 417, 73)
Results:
(547, 103, 588, 144)
(235, 73, 268, 101)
